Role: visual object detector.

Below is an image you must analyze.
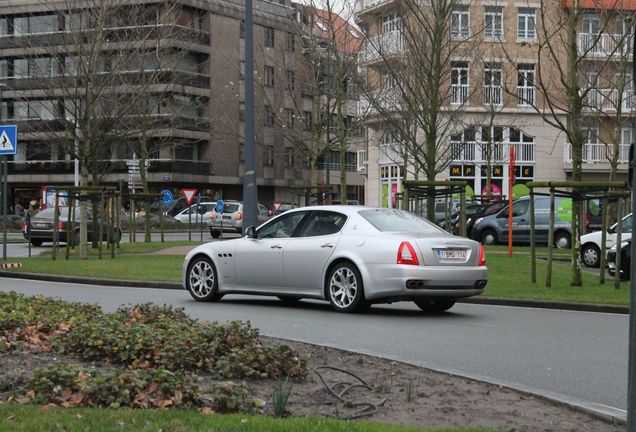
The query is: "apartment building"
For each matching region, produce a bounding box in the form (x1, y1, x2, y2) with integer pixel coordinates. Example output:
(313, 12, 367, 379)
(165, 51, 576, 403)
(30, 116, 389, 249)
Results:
(0, 0, 364, 208)
(356, 0, 634, 208)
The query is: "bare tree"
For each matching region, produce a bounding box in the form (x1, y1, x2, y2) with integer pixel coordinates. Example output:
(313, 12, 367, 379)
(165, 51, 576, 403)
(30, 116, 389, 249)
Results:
(360, 0, 477, 220)
(500, 0, 635, 285)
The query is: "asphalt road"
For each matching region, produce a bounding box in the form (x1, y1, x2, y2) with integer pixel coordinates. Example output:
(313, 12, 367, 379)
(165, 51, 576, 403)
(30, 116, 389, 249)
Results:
(0, 277, 628, 420)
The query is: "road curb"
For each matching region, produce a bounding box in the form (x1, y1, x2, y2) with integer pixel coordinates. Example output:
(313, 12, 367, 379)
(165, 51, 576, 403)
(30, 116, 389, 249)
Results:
(0, 269, 628, 314)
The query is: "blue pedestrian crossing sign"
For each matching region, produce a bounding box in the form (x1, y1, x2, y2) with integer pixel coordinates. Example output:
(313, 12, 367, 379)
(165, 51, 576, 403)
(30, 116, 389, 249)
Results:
(0, 125, 17, 155)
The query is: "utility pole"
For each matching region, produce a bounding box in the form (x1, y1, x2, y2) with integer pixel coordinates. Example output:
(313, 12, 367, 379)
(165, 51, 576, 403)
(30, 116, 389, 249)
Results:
(627, 24, 636, 431)
(242, 0, 258, 233)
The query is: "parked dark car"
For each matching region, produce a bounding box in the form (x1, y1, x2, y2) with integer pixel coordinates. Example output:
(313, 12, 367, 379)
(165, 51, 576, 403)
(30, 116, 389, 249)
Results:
(448, 203, 486, 235)
(607, 239, 631, 280)
(460, 201, 508, 237)
(23, 207, 121, 246)
(149, 196, 212, 217)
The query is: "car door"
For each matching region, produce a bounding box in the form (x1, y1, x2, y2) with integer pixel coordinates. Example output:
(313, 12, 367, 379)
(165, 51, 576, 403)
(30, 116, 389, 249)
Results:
(497, 200, 531, 243)
(282, 210, 347, 295)
(233, 211, 309, 289)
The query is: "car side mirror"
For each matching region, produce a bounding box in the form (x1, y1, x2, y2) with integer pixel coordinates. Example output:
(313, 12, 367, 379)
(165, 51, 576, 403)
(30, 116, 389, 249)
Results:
(246, 226, 256, 238)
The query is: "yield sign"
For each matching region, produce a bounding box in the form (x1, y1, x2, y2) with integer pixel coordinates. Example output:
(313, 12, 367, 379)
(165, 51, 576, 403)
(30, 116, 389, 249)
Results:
(182, 188, 198, 205)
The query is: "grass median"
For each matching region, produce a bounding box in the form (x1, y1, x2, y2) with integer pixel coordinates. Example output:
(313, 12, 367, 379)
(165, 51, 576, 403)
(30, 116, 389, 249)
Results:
(2, 241, 629, 306)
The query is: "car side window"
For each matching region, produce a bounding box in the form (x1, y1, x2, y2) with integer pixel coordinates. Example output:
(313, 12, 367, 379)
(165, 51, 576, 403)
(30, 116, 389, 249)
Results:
(623, 215, 632, 233)
(258, 204, 268, 216)
(296, 211, 347, 237)
(257, 212, 307, 239)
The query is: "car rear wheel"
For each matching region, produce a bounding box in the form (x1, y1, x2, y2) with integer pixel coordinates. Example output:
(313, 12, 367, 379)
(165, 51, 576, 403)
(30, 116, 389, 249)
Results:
(210, 229, 221, 239)
(327, 262, 366, 313)
(581, 243, 600, 267)
(186, 256, 222, 302)
(480, 229, 497, 245)
(554, 231, 571, 249)
(414, 298, 456, 313)
(30, 239, 43, 247)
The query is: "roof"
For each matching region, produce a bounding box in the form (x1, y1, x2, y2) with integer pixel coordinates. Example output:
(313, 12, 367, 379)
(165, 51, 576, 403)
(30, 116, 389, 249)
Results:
(561, 0, 636, 10)
(311, 8, 363, 54)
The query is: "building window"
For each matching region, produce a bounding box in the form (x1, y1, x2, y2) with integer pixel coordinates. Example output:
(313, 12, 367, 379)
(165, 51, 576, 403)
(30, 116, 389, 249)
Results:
(517, 8, 536, 40)
(239, 142, 244, 162)
(14, 14, 58, 36)
(451, 6, 470, 39)
(304, 111, 312, 131)
(483, 63, 502, 105)
(380, 13, 401, 34)
(286, 32, 295, 52)
(240, 60, 245, 80)
(264, 26, 275, 48)
(0, 59, 7, 80)
(286, 70, 295, 91)
(484, 6, 503, 39)
(285, 147, 294, 168)
(451, 61, 469, 105)
(517, 63, 535, 106)
(264, 65, 275, 87)
(240, 20, 245, 39)
(264, 105, 274, 127)
(264, 145, 274, 166)
(239, 102, 245, 122)
(285, 108, 295, 128)
(0, 18, 9, 36)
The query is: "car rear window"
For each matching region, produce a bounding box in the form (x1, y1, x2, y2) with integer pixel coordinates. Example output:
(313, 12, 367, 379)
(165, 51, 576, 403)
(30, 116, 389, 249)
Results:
(35, 207, 83, 218)
(223, 203, 240, 214)
(358, 209, 445, 234)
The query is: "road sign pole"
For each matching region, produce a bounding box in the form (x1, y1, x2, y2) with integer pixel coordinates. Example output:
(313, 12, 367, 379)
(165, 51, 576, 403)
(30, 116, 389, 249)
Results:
(2, 158, 6, 260)
(629, 30, 636, 430)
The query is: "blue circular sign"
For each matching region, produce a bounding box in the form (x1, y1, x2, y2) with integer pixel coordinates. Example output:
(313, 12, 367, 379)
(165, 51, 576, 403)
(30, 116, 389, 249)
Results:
(161, 189, 173, 205)
(215, 199, 225, 213)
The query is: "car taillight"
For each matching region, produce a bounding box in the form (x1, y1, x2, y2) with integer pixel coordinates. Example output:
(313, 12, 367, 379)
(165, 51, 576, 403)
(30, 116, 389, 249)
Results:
(56, 222, 65, 230)
(22, 224, 28, 230)
(236, 211, 242, 221)
(397, 241, 419, 265)
(478, 244, 487, 266)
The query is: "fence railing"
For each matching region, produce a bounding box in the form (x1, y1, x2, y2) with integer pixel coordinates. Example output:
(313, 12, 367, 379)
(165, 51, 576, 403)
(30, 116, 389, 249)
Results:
(451, 85, 469, 105)
(564, 143, 630, 164)
(483, 85, 502, 106)
(584, 88, 633, 112)
(451, 141, 535, 163)
(517, 86, 535, 106)
(362, 30, 405, 63)
(578, 33, 633, 58)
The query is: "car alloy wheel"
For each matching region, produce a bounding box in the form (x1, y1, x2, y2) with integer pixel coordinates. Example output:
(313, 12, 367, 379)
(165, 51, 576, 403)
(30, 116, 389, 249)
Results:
(481, 229, 497, 245)
(328, 263, 365, 313)
(186, 256, 221, 302)
(554, 232, 571, 249)
(581, 244, 600, 268)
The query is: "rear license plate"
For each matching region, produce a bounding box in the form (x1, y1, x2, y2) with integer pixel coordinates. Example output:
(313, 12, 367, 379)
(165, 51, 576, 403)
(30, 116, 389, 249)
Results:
(32, 223, 46, 228)
(437, 249, 467, 260)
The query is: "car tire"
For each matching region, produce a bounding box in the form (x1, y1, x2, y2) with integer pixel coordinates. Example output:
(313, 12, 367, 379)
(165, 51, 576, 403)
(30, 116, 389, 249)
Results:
(554, 231, 571, 249)
(413, 298, 456, 313)
(186, 256, 222, 302)
(581, 243, 600, 268)
(210, 229, 221, 239)
(480, 229, 497, 246)
(326, 262, 366, 313)
(30, 239, 43, 247)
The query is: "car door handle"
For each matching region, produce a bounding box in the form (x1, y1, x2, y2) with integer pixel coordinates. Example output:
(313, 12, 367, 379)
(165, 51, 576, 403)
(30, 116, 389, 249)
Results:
(321, 243, 334, 248)
(270, 244, 283, 249)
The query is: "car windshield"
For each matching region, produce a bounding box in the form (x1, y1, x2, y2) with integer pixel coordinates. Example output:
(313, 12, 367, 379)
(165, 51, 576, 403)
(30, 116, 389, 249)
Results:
(359, 209, 444, 234)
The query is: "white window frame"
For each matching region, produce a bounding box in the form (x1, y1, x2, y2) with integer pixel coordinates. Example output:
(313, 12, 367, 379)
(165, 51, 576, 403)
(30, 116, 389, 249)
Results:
(517, 8, 536, 41)
(451, 6, 470, 39)
(516, 64, 535, 106)
(483, 63, 502, 106)
(380, 13, 401, 34)
(451, 61, 469, 105)
(484, 6, 504, 40)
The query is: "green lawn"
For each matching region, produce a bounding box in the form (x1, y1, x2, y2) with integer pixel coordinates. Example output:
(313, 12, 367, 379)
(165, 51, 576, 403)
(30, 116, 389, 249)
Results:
(0, 405, 486, 432)
(3, 242, 630, 305)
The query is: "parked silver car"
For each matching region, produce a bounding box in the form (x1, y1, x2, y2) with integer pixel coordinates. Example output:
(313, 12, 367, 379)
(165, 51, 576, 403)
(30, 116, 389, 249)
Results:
(183, 205, 488, 313)
(208, 201, 269, 238)
(174, 202, 216, 225)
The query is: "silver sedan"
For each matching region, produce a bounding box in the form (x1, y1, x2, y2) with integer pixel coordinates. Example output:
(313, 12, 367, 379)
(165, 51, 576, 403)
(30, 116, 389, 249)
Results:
(182, 206, 488, 313)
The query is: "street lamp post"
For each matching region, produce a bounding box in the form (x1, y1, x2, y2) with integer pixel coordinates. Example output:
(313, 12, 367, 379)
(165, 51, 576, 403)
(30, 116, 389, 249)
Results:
(0, 82, 7, 261)
(627, 23, 636, 432)
(242, 0, 257, 233)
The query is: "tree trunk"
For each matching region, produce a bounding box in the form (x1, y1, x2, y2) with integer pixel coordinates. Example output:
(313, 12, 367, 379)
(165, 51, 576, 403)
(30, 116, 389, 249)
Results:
(79, 166, 89, 259)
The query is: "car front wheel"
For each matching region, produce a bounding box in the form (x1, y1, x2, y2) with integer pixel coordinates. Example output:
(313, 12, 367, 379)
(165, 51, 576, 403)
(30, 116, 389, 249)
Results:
(327, 262, 366, 313)
(480, 229, 497, 245)
(414, 298, 456, 313)
(186, 256, 222, 302)
(581, 244, 600, 267)
(554, 231, 571, 249)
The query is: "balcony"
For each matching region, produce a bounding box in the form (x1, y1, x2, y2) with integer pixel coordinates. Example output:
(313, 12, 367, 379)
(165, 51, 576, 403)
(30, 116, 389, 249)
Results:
(578, 33, 632, 58)
(517, 87, 535, 106)
(355, 0, 394, 14)
(361, 30, 404, 64)
(452, 142, 535, 163)
(357, 89, 402, 114)
(1, 69, 210, 91)
(583, 88, 633, 113)
(564, 143, 630, 164)
(0, 24, 210, 51)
